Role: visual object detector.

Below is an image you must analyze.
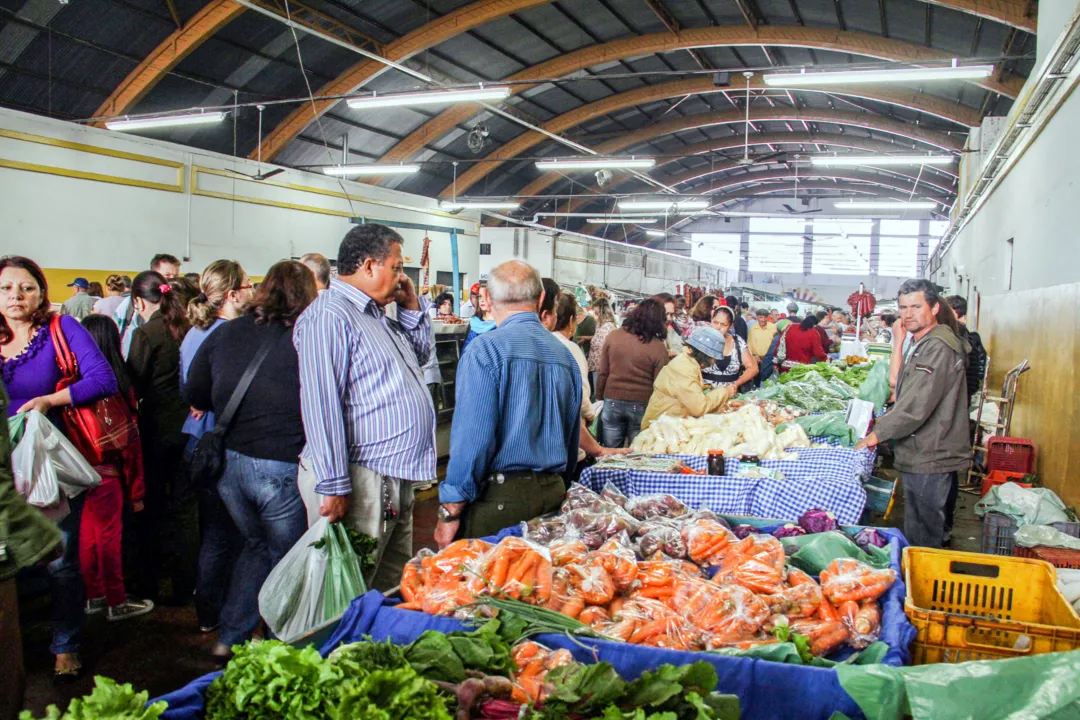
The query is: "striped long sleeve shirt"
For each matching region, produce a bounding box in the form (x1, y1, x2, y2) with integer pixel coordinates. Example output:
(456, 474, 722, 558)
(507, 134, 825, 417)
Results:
(293, 279, 436, 495)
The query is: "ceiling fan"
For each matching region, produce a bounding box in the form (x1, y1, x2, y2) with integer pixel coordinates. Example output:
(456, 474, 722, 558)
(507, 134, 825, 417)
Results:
(231, 105, 285, 181)
(734, 72, 788, 167)
(779, 159, 821, 214)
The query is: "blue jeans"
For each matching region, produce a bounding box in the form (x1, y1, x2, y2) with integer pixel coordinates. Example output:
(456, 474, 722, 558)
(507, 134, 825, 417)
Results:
(600, 399, 647, 449)
(216, 450, 306, 647)
(49, 493, 85, 655)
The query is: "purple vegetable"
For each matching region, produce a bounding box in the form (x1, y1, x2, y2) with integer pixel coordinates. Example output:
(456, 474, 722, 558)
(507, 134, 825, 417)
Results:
(798, 508, 839, 534)
(733, 524, 756, 539)
(771, 523, 807, 539)
(854, 528, 888, 550)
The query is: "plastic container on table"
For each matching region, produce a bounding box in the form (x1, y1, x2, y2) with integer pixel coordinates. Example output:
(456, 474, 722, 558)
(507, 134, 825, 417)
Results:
(1014, 545, 1080, 570)
(980, 469, 1032, 498)
(986, 437, 1036, 474)
(903, 547, 1080, 664)
(981, 511, 1080, 556)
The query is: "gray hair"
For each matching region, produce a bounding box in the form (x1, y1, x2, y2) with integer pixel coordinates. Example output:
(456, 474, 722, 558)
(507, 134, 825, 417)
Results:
(897, 278, 940, 305)
(488, 260, 542, 307)
(299, 253, 331, 288)
(756, 307, 769, 316)
(786, 301, 799, 314)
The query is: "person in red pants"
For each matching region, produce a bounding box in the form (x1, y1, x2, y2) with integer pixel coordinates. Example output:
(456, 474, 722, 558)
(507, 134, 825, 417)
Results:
(79, 316, 155, 621)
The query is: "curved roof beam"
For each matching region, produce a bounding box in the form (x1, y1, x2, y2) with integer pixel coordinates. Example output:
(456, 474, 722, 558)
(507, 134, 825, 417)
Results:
(91, 0, 245, 123)
(921, 0, 1036, 32)
(443, 107, 962, 198)
(379, 69, 983, 173)
(674, 160, 957, 197)
(258, 22, 1021, 162)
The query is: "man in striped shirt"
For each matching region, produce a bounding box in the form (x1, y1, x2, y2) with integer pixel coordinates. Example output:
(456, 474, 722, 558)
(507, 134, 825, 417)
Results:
(293, 223, 436, 591)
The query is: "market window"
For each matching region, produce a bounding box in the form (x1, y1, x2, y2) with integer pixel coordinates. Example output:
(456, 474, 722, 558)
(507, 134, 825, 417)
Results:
(927, 221, 949, 256)
(690, 233, 741, 270)
(747, 218, 805, 273)
(809, 220, 871, 275)
(877, 236, 919, 277)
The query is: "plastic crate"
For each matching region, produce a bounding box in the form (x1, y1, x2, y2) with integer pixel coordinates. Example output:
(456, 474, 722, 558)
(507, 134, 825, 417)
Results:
(903, 547, 1080, 664)
(1014, 545, 1080, 570)
(980, 470, 1032, 498)
(981, 512, 1080, 556)
(986, 437, 1036, 474)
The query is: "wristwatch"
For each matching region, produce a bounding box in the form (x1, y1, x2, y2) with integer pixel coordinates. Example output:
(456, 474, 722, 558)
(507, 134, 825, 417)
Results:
(438, 504, 464, 523)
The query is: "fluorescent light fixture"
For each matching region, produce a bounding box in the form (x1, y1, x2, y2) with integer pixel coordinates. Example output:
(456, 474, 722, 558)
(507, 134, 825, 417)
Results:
(322, 164, 421, 176)
(645, 229, 668, 237)
(763, 64, 994, 86)
(535, 157, 655, 171)
(834, 201, 937, 210)
(439, 201, 521, 210)
(105, 111, 227, 131)
(618, 200, 710, 211)
(346, 86, 511, 110)
(586, 218, 658, 224)
(811, 155, 955, 167)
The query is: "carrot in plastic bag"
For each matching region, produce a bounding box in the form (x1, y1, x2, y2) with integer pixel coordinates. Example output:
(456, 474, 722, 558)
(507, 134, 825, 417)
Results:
(565, 562, 616, 605)
(820, 558, 897, 604)
(791, 618, 850, 657)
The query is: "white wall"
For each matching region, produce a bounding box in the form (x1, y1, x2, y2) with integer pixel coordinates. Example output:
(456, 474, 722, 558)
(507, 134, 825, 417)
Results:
(479, 227, 730, 296)
(0, 107, 480, 290)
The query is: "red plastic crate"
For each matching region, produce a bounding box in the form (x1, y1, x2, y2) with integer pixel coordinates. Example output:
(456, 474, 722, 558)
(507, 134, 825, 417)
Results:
(987, 436, 1036, 474)
(1015, 545, 1080, 570)
(980, 469, 1032, 498)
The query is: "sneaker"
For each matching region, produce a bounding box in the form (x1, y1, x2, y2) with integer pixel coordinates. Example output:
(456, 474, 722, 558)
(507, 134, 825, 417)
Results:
(413, 481, 435, 492)
(199, 623, 220, 634)
(107, 598, 155, 622)
(85, 597, 107, 615)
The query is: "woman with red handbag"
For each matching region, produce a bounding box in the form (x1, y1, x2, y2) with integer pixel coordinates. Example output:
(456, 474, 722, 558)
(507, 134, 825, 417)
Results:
(0, 256, 118, 681)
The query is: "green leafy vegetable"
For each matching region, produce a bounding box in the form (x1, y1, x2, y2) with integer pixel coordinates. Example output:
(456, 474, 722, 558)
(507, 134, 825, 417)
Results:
(404, 619, 516, 683)
(19, 677, 167, 720)
(334, 666, 452, 720)
(328, 637, 409, 677)
(311, 524, 378, 577)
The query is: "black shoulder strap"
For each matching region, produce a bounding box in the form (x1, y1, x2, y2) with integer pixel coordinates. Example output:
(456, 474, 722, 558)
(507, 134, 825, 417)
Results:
(214, 331, 278, 437)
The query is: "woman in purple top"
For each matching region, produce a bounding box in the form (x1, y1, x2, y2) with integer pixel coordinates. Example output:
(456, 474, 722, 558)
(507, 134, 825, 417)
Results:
(0, 256, 117, 680)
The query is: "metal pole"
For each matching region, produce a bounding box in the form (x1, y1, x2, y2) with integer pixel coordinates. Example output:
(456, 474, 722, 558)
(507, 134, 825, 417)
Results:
(450, 227, 461, 311)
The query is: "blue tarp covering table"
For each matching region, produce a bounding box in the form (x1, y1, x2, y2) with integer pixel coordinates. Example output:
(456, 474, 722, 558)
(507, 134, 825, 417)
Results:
(580, 445, 875, 524)
(153, 527, 915, 720)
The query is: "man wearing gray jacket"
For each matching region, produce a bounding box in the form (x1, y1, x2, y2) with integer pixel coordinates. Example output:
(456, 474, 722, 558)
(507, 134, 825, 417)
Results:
(856, 279, 971, 547)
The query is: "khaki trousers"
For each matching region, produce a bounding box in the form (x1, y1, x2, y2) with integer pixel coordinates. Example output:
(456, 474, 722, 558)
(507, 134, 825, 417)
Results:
(462, 471, 566, 540)
(298, 460, 416, 593)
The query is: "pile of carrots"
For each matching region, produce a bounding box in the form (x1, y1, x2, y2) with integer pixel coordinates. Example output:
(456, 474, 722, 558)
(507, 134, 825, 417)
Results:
(397, 529, 896, 657)
(509, 641, 574, 704)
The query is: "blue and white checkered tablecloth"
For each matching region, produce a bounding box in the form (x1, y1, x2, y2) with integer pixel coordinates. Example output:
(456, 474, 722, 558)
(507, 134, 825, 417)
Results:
(579, 441, 874, 524)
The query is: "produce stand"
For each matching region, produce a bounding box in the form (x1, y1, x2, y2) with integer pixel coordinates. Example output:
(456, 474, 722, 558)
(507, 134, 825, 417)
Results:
(152, 520, 915, 720)
(580, 444, 875, 525)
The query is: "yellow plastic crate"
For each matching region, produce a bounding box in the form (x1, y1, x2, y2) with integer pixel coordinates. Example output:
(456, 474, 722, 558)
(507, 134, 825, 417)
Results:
(903, 547, 1080, 664)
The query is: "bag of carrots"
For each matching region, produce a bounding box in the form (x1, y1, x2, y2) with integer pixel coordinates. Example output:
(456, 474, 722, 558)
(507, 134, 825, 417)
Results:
(612, 597, 702, 651)
(398, 540, 493, 616)
(713, 535, 786, 595)
(588, 534, 638, 592)
(837, 598, 883, 648)
(681, 518, 736, 566)
(819, 558, 897, 605)
(789, 618, 851, 657)
(482, 537, 554, 604)
(510, 641, 574, 705)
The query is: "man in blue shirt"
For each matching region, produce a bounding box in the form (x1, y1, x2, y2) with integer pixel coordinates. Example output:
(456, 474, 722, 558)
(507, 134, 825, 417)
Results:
(435, 260, 581, 548)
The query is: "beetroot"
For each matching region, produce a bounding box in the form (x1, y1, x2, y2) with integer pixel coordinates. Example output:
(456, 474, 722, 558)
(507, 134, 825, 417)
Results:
(798, 509, 839, 534)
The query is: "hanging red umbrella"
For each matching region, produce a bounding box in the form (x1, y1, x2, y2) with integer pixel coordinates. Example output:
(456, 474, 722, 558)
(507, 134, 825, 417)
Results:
(847, 286, 876, 319)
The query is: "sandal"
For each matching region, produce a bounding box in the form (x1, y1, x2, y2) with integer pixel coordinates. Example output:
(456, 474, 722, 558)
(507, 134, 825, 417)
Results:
(54, 654, 83, 684)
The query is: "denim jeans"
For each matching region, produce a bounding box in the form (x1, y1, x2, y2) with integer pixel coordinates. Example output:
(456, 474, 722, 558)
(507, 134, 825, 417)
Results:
(49, 493, 85, 655)
(216, 450, 307, 647)
(600, 399, 647, 448)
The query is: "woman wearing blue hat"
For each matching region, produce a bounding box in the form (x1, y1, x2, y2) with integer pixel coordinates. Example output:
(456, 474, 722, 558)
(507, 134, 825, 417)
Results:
(640, 325, 736, 430)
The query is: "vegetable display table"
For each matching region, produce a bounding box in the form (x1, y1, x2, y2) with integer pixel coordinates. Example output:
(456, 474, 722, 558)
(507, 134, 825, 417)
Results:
(580, 445, 875, 525)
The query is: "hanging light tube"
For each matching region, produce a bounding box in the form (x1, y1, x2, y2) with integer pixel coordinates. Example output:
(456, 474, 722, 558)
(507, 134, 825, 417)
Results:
(439, 201, 521, 210)
(811, 155, 955, 167)
(618, 199, 710, 211)
(586, 218, 658, 224)
(105, 111, 228, 131)
(536, 157, 655, 171)
(763, 64, 994, 86)
(346, 86, 512, 110)
(834, 200, 938, 210)
(322, 164, 421, 176)
(644, 229, 668, 237)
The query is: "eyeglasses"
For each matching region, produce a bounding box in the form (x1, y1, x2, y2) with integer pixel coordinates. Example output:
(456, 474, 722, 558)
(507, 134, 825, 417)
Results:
(238, 284, 254, 291)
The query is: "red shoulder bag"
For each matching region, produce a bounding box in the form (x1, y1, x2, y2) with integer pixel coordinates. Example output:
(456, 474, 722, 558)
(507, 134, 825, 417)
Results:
(50, 316, 140, 465)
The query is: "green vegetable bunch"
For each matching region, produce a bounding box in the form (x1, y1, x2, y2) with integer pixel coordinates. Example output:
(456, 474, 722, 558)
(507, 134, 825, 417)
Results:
(19, 677, 167, 720)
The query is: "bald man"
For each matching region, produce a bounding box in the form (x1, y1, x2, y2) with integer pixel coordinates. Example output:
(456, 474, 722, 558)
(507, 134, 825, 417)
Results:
(435, 260, 581, 548)
(300, 252, 332, 292)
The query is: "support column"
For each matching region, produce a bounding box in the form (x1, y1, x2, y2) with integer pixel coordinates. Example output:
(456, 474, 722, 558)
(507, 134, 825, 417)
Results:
(869, 219, 881, 295)
(916, 219, 929, 278)
(740, 227, 750, 283)
(803, 220, 813, 276)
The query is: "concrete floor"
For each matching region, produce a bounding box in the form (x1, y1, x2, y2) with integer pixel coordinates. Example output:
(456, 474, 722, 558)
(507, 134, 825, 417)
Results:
(20, 475, 984, 714)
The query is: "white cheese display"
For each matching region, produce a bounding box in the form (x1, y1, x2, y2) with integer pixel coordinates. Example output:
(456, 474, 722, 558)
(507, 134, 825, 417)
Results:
(630, 404, 813, 459)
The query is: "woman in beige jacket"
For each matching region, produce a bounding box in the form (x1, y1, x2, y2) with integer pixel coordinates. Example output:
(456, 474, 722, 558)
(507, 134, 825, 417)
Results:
(641, 326, 736, 429)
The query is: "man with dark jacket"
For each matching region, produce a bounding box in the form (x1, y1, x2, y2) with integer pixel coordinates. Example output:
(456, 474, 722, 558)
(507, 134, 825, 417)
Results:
(856, 279, 971, 547)
(946, 295, 988, 403)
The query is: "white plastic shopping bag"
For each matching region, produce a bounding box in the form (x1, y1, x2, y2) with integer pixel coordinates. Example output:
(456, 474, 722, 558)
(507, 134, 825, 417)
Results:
(11, 410, 101, 505)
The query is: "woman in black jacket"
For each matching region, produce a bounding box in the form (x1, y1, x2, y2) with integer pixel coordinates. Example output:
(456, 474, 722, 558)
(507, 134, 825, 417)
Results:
(126, 271, 197, 604)
(185, 260, 316, 662)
